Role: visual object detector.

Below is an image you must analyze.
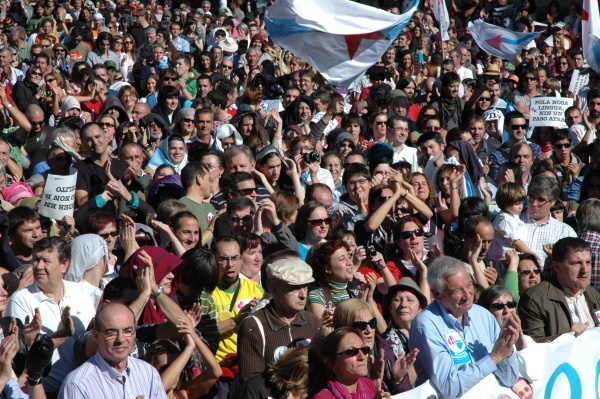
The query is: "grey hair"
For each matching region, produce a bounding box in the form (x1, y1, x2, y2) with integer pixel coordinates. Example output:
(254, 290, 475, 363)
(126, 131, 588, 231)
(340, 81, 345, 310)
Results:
(576, 198, 600, 233)
(146, 27, 157, 35)
(528, 174, 561, 201)
(237, 23, 248, 33)
(246, 47, 259, 55)
(12, 27, 26, 41)
(427, 256, 468, 293)
(52, 127, 76, 141)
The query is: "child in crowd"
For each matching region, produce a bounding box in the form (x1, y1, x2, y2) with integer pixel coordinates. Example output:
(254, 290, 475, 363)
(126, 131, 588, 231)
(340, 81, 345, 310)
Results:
(488, 182, 536, 260)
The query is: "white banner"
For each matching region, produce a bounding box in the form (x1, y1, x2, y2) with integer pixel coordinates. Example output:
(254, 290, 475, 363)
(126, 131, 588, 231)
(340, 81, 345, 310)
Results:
(568, 69, 589, 95)
(38, 173, 77, 220)
(393, 329, 600, 398)
(529, 97, 573, 128)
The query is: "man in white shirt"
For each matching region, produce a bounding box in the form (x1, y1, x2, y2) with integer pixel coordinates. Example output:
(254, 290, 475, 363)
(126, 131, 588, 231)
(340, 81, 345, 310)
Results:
(387, 114, 418, 171)
(450, 49, 473, 82)
(6, 237, 97, 396)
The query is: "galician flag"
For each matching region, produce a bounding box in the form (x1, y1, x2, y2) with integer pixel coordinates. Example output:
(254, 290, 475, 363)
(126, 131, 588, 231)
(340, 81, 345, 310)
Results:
(265, 0, 419, 88)
(582, 0, 600, 73)
(433, 0, 450, 41)
(468, 19, 539, 60)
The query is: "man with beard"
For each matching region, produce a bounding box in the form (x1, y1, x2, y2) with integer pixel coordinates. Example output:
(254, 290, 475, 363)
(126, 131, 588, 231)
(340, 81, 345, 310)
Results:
(519, 237, 600, 342)
(460, 216, 505, 286)
(237, 258, 321, 381)
(431, 72, 465, 130)
(211, 236, 264, 364)
(409, 256, 519, 398)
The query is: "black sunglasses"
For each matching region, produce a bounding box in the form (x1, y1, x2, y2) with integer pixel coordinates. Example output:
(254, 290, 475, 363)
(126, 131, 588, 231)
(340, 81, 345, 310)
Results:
(351, 318, 377, 331)
(554, 142, 572, 149)
(490, 301, 517, 311)
(399, 229, 425, 239)
(336, 346, 370, 357)
(237, 187, 257, 195)
(307, 218, 331, 227)
(519, 268, 541, 277)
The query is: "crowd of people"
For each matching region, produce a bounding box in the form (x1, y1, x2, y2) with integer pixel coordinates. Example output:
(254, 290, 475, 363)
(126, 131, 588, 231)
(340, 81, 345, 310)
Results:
(0, 0, 596, 397)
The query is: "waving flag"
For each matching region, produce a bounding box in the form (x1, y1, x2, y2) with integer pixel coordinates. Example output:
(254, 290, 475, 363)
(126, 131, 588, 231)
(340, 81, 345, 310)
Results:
(582, 0, 600, 73)
(433, 0, 450, 41)
(468, 20, 539, 60)
(265, 0, 419, 88)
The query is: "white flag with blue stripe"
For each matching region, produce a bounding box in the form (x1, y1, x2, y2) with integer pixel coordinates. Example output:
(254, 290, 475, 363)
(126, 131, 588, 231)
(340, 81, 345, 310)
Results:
(468, 19, 539, 60)
(265, 0, 419, 88)
(582, 0, 600, 73)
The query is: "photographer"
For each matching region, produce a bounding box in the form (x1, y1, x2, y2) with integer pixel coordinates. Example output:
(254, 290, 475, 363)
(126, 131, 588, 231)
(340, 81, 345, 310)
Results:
(290, 135, 334, 192)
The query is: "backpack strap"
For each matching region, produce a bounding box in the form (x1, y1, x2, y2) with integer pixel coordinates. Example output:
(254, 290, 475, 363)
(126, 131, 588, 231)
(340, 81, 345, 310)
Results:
(250, 315, 265, 358)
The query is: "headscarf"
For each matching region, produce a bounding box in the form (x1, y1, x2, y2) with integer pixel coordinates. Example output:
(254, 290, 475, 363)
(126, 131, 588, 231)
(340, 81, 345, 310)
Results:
(147, 134, 189, 173)
(215, 124, 243, 151)
(121, 246, 184, 325)
(64, 234, 109, 284)
(60, 96, 81, 117)
(447, 140, 485, 184)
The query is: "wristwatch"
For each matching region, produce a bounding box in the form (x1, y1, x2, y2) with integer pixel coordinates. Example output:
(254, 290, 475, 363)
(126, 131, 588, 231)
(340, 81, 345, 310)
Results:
(150, 286, 164, 300)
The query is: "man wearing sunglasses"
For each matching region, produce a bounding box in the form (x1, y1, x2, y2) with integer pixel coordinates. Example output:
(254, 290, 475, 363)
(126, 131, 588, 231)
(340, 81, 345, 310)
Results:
(237, 258, 320, 382)
(519, 237, 600, 343)
(488, 111, 542, 180)
(409, 256, 519, 398)
(549, 129, 583, 191)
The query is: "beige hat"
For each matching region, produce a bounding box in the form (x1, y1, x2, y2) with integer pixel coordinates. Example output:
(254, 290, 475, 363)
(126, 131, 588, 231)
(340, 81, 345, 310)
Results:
(267, 259, 315, 285)
(483, 63, 501, 76)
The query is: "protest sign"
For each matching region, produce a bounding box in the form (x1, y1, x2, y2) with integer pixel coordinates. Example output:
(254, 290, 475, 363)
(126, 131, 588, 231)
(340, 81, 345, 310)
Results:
(568, 69, 589, 95)
(394, 329, 600, 398)
(38, 173, 77, 220)
(529, 97, 573, 128)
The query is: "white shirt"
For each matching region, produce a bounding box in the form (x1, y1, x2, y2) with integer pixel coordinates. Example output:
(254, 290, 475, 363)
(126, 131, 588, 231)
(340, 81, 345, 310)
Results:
(6, 280, 97, 393)
(393, 145, 418, 171)
(569, 123, 597, 147)
(301, 167, 335, 192)
(457, 66, 473, 82)
(489, 211, 526, 260)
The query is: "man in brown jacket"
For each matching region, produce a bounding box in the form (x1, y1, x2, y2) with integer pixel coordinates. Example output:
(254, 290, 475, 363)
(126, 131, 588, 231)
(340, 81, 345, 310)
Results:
(519, 237, 600, 342)
(236, 258, 322, 382)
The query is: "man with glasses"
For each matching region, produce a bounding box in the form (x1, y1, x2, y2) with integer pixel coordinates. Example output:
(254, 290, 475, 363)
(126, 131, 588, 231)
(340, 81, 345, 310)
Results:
(519, 237, 600, 343)
(488, 111, 542, 180)
(7, 237, 97, 396)
(219, 59, 234, 79)
(387, 114, 417, 171)
(237, 258, 321, 382)
(59, 302, 167, 398)
(409, 256, 519, 398)
(211, 236, 264, 364)
(549, 129, 583, 197)
(513, 68, 540, 110)
(520, 174, 576, 263)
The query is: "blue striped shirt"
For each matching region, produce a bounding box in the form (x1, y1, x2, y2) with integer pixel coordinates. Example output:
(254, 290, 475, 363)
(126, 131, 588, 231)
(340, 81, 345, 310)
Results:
(58, 353, 167, 399)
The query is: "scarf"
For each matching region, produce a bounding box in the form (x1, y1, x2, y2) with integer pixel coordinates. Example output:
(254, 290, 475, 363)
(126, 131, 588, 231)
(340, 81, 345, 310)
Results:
(327, 377, 372, 399)
(440, 96, 463, 128)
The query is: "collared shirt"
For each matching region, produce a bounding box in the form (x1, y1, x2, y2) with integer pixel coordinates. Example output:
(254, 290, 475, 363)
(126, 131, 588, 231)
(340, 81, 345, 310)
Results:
(6, 281, 97, 393)
(519, 212, 577, 264)
(172, 36, 191, 53)
(409, 301, 519, 398)
(488, 140, 542, 180)
(393, 145, 418, 171)
(581, 230, 600, 288)
(58, 353, 167, 399)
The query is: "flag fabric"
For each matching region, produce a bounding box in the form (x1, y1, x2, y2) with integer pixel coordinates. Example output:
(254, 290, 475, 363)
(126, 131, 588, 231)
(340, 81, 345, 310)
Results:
(468, 19, 539, 60)
(265, 0, 419, 88)
(433, 0, 450, 41)
(582, 0, 600, 73)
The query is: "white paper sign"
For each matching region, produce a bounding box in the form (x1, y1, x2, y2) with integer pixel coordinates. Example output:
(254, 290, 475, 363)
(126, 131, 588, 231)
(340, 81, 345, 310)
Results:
(38, 173, 77, 220)
(529, 97, 573, 128)
(568, 69, 589, 95)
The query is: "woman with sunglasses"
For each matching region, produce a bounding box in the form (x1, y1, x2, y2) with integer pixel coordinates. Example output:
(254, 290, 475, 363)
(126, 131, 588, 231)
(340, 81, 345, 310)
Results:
(44, 70, 66, 120)
(172, 108, 196, 142)
(295, 201, 330, 261)
(314, 326, 390, 399)
(504, 251, 542, 302)
(329, 299, 417, 397)
(121, 33, 137, 82)
(478, 284, 530, 351)
(12, 66, 46, 114)
(52, 43, 70, 75)
(388, 217, 430, 286)
(462, 86, 492, 122)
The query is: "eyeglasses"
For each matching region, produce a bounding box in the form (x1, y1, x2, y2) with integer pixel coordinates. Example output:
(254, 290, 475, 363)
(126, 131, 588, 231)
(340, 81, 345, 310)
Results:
(114, 76, 124, 82)
(374, 121, 387, 126)
(478, 97, 491, 102)
(97, 327, 136, 339)
(99, 122, 115, 128)
(121, 94, 136, 100)
(378, 195, 392, 202)
(46, 78, 56, 83)
(230, 215, 253, 224)
(559, 62, 568, 65)
(519, 268, 541, 277)
(336, 346, 370, 357)
(182, 118, 194, 124)
(347, 178, 368, 187)
(490, 300, 517, 311)
(125, 41, 133, 44)
(351, 318, 377, 331)
(511, 124, 527, 130)
(307, 218, 331, 226)
(41, 44, 51, 48)
(115, 42, 123, 45)
(554, 142, 572, 149)
(99, 230, 119, 239)
(524, 77, 536, 81)
(221, 64, 233, 69)
(527, 196, 550, 206)
(217, 255, 241, 265)
(30, 71, 42, 76)
(164, 77, 176, 82)
(237, 187, 257, 195)
(30, 120, 45, 126)
(54, 48, 66, 53)
(400, 229, 425, 239)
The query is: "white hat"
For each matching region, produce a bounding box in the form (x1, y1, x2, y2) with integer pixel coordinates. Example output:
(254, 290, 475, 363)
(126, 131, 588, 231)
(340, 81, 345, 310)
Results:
(219, 37, 238, 53)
